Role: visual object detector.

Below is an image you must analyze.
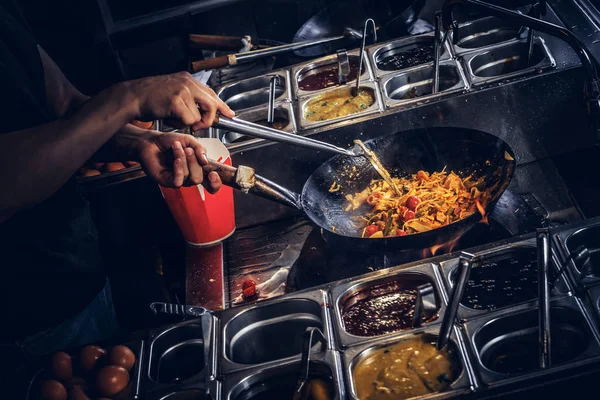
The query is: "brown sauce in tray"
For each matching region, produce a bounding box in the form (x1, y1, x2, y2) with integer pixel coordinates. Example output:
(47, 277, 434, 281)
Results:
(342, 282, 438, 337)
(298, 58, 361, 91)
(377, 44, 435, 71)
(353, 336, 458, 400)
(255, 117, 288, 130)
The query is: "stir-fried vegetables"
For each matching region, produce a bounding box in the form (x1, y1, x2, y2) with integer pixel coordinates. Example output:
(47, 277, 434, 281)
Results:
(345, 169, 485, 238)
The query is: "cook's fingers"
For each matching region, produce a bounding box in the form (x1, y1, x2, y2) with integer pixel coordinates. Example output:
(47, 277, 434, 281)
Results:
(172, 158, 185, 187)
(203, 171, 222, 194)
(184, 147, 204, 186)
(186, 139, 209, 166)
(193, 93, 218, 129)
(172, 141, 189, 180)
(171, 98, 197, 126)
(189, 78, 235, 118)
(181, 87, 202, 125)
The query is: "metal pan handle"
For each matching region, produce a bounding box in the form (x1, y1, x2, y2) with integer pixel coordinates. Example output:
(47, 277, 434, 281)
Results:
(203, 159, 302, 210)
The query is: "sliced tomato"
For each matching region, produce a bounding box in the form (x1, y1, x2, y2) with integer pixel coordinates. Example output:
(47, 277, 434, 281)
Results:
(406, 196, 421, 211)
(365, 225, 380, 237)
(242, 279, 257, 290)
(396, 229, 408, 236)
(242, 285, 257, 298)
(403, 210, 416, 221)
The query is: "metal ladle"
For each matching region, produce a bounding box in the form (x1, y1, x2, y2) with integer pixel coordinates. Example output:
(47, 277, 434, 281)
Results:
(337, 49, 351, 84)
(294, 327, 328, 400)
(267, 75, 279, 124)
(438, 252, 476, 350)
(412, 283, 437, 329)
(353, 18, 377, 96)
(537, 228, 551, 368)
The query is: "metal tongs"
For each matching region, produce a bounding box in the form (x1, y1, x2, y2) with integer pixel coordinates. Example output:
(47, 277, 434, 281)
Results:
(213, 116, 399, 192)
(293, 327, 328, 400)
(438, 252, 476, 350)
(353, 18, 377, 97)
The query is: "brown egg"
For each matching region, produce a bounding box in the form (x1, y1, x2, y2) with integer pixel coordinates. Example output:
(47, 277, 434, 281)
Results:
(103, 162, 126, 173)
(79, 345, 106, 373)
(96, 365, 130, 397)
(81, 168, 101, 177)
(50, 352, 72, 381)
(131, 120, 154, 129)
(40, 379, 67, 400)
(66, 385, 91, 400)
(108, 345, 136, 371)
(65, 376, 87, 390)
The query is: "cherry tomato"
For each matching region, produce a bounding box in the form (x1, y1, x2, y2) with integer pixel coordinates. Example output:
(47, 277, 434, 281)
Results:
(396, 229, 408, 236)
(403, 210, 416, 221)
(242, 285, 257, 298)
(406, 196, 421, 211)
(242, 279, 257, 290)
(365, 225, 380, 237)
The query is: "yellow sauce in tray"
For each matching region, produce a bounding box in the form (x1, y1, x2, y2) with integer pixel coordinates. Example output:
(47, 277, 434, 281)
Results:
(304, 87, 375, 122)
(353, 335, 458, 400)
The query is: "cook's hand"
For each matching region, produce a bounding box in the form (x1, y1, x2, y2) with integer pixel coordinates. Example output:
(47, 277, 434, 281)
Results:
(136, 131, 222, 191)
(125, 72, 235, 131)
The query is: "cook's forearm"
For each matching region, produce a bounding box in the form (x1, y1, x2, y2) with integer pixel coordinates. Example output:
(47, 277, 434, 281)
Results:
(0, 83, 137, 219)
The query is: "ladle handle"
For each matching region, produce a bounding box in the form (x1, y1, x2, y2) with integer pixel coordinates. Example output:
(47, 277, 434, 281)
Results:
(213, 115, 355, 156)
(202, 159, 302, 209)
(294, 327, 327, 400)
(438, 252, 475, 350)
(191, 55, 234, 72)
(189, 34, 251, 51)
(537, 228, 551, 368)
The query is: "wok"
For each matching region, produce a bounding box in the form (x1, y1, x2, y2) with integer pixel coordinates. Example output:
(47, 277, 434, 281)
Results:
(293, 0, 427, 58)
(206, 127, 516, 252)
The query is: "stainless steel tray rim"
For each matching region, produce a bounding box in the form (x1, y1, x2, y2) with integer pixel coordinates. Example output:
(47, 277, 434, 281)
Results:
(297, 80, 384, 130)
(368, 32, 452, 78)
(343, 328, 473, 400)
(380, 60, 467, 109)
(291, 48, 375, 99)
(463, 36, 556, 87)
(464, 295, 600, 386)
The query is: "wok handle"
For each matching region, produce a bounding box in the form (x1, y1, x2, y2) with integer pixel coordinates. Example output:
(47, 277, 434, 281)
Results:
(204, 159, 302, 209)
(189, 34, 251, 51)
(191, 55, 235, 72)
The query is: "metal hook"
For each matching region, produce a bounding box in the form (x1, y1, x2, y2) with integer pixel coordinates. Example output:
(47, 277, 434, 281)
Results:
(354, 18, 377, 96)
(293, 327, 327, 400)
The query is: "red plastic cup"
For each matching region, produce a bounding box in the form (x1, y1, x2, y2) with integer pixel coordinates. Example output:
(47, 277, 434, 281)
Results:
(159, 139, 235, 246)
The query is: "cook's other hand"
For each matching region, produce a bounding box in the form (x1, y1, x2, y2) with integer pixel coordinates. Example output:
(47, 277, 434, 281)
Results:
(125, 72, 235, 131)
(136, 131, 222, 191)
